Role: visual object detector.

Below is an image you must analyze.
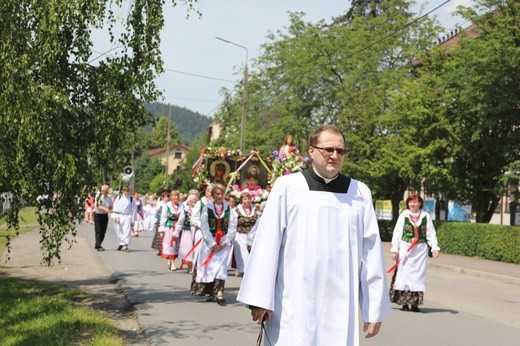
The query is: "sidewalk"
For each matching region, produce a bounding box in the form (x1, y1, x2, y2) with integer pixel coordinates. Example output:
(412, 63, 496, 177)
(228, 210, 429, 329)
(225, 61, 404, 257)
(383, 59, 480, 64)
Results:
(382, 242, 520, 285)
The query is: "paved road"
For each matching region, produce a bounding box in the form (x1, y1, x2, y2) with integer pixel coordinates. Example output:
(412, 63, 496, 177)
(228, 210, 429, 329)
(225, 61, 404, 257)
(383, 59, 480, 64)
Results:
(68, 221, 520, 345)
(76, 219, 520, 346)
(79, 221, 258, 345)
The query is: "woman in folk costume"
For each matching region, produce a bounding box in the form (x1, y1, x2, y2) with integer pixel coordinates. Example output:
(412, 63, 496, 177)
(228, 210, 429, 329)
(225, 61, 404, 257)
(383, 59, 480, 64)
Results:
(178, 193, 199, 271)
(151, 191, 169, 255)
(194, 184, 237, 306)
(189, 185, 213, 293)
(160, 190, 185, 271)
(389, 193, 441, 312)
(232, 191, 258, 277)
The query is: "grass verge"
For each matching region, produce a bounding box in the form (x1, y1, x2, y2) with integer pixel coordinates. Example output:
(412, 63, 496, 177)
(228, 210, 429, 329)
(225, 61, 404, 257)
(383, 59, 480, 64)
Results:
(0, 276, 124, 346)
(1, 207, 125, 345)
(0, 207, 39, 249)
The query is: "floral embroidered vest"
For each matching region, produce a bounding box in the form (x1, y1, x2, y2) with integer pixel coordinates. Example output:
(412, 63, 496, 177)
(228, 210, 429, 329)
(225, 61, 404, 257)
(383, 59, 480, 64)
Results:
(237, 213, 258, 234)
(166, 204, 180, 227)
(207, 206, 230, 236)
(401, 216, 428, 243)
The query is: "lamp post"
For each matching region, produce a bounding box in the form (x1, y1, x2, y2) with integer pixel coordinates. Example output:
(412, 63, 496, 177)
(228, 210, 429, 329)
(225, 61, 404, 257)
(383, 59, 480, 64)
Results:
(215, 37, 248, 153)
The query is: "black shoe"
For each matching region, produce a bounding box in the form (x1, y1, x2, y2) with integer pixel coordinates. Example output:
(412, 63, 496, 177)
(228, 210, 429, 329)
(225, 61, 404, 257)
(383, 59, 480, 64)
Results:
(216, 297, 226, 306)
(411, 305, 421, 312)
(117, 245, 123, 251)
(401, 304, 409, 311)
(96, 247, 105, 251)
(205, 297, 214, 302)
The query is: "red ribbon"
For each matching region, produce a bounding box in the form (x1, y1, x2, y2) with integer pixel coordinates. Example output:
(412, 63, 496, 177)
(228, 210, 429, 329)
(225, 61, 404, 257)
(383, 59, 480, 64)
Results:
(386, 237, 419, 274)
(179, 238, 202, 269)
(201, 229, 225, 268)
(201, 250, 215, 267)
(215, 229, 223, 245)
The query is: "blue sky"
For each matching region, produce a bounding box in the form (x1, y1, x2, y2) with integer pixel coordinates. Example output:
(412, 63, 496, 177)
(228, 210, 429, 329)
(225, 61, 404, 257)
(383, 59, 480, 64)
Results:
(94, 1, 474, 116)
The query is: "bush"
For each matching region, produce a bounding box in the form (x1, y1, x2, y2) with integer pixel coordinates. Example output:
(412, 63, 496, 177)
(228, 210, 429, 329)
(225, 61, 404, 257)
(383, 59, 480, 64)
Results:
(433, 221, 519, 264)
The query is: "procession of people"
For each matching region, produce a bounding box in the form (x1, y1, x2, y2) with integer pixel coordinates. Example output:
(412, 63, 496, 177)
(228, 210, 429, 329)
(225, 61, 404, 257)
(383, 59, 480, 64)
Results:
(84, 126, 440, 345)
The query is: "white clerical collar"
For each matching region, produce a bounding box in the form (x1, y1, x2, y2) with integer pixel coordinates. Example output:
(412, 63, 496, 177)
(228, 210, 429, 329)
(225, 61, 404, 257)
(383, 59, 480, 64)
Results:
(312, 167, 338, 184)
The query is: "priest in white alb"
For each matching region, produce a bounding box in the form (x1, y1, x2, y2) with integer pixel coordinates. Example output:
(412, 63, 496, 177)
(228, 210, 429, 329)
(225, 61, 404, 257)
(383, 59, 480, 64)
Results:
(237, 125, 391, 346)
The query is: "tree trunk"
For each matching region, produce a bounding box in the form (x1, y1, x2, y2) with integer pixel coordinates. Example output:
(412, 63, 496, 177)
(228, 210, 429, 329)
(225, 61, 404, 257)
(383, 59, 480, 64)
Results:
(474, 193, 500, 223)
(391, 188, 404, 223)
(510, 201, 518, 226)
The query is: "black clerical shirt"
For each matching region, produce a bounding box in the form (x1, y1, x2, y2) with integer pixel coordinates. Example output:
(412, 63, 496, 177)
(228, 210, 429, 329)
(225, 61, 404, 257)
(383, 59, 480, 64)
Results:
(302, 168, 351, 193)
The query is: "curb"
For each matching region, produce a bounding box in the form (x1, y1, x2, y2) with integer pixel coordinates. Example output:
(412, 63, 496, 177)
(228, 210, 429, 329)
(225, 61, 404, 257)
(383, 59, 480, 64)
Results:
(428, 262, 520, 285)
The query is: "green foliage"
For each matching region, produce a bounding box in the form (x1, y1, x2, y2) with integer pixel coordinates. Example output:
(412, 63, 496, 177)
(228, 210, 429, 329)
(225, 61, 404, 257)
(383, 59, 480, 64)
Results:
(436, 222, 520, 264)
(213, 0, 520, 225)
(144, 102, 212, 144)
(0, 0, 199, 264)
(422, 0, 520, 222)
(0, 277, 124, 345)
(217, 3, 441, 222)
(132, 128, 154, 156)
(149, 173, 170, 194)
(133, 155, 165, 194)
(150, 116, 180, 148)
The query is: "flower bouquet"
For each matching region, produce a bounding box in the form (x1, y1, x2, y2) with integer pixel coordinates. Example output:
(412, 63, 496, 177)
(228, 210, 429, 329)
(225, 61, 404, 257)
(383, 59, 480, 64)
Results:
(270, 147, 308, 185)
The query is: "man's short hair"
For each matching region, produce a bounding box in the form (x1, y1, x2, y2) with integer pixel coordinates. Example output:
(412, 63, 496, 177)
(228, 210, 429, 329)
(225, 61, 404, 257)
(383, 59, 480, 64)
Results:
(309, 125, 345, 147)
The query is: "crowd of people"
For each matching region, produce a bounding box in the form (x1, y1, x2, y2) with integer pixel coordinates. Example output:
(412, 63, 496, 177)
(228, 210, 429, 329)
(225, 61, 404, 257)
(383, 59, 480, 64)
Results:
(84, 125, 441, 344)
(85, 181, 262, 307)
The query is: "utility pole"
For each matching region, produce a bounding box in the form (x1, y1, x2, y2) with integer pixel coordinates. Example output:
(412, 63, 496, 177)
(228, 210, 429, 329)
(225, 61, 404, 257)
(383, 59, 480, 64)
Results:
(215, 37, 248, 152)
(164, 106, 171, 188)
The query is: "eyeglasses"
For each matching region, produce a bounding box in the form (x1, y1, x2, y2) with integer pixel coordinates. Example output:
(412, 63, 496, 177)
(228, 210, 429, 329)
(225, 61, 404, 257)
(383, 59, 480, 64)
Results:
(311, 146, 346, 156)
(122, 188, 129, 192)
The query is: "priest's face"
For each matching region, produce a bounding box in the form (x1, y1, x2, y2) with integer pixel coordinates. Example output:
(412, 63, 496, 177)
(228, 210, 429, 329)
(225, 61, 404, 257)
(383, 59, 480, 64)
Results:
(309, 130, 345, 179)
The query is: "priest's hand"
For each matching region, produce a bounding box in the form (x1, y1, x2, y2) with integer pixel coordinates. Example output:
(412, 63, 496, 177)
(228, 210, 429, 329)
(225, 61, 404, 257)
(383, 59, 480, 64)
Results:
(391, 252, 398, 261)
(250, 307, 272, 325)
(363, 322, 382, 338)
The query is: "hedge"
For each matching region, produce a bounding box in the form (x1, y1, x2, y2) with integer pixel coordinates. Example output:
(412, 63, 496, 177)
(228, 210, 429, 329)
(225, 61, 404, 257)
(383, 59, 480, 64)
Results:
(377, 219, 520, 264)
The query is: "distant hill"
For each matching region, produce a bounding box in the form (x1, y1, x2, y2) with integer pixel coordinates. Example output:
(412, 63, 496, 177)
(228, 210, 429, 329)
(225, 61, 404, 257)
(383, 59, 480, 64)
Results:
(145, 102, 212, 144)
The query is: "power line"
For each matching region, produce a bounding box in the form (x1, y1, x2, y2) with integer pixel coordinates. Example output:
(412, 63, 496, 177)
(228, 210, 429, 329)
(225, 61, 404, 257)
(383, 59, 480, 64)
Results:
(345, 0, 453, 59)
(89, 50, 238, 84)
(164, 68, 237, 83)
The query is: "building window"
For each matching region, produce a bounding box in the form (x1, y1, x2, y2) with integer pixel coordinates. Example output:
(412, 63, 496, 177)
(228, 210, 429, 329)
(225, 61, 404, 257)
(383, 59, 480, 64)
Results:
(174, 150, 182, 159)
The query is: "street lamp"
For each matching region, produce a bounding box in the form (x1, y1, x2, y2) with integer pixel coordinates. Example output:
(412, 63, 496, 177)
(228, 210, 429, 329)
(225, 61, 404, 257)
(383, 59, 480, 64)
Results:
(215, 36, 248, 153)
